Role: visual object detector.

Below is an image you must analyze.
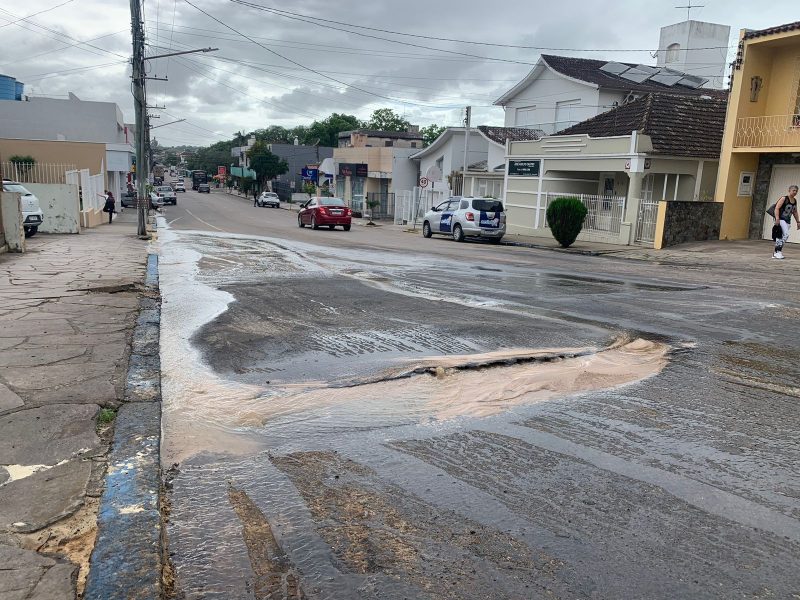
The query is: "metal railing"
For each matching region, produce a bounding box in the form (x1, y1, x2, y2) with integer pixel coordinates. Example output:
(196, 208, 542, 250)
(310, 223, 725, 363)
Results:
(544, 193, 625, 237)
(1, 161, 77, 184)
(366, 191, 395, 220)
(733, 114, 800, 148)
(635, 198, 659, 245)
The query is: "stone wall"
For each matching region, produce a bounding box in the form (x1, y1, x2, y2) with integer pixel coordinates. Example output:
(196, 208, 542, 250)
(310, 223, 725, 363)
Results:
(660, 200, 723, 247)
(749, 153, 800, 239)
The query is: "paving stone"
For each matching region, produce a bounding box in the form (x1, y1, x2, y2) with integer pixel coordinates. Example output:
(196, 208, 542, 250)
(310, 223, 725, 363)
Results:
(22, 376, 118, 409)
(0, 347, 87, 368)
(0, 545, 76, 600)
(0, 363, 110, 391)
(0, 404, 100, 465)
(0, 320, 74, 338)
(0, 383, 24, 412)
(0, 459, 92, 533)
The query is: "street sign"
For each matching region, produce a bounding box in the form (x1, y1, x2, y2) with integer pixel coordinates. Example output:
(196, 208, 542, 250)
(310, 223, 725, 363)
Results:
(419, 176, 429, 188)
(338, 163, 368, 177)
(218, 166, 226, 177)
(507, 160, 540, 177)
(301, 167, 319, 182)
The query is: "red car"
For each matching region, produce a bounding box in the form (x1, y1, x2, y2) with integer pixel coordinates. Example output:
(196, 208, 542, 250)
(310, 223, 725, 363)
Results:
(298, 197, 352, 231)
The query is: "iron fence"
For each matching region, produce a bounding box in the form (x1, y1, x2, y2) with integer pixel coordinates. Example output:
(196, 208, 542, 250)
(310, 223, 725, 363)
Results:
(366, 192, 395, 220)
(635, 198, 659, 245)
(1, 162, 77, 184)
(544, 193, 625, 238)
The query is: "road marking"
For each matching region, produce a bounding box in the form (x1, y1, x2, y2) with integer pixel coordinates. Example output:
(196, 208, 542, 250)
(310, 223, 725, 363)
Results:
(168, 216, 183, 225)
(185, 209, 224, 232)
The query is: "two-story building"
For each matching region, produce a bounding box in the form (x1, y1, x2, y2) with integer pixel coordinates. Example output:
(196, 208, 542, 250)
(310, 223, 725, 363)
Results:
(716, 20, 800, 246)
(333, 129, 423, 216)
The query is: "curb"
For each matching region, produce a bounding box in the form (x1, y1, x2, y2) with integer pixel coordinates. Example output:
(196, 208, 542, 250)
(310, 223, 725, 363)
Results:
(84, 253, 163, 600)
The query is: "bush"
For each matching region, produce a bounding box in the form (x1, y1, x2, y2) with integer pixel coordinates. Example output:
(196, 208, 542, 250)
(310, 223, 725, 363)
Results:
(546, 197, 588, 248)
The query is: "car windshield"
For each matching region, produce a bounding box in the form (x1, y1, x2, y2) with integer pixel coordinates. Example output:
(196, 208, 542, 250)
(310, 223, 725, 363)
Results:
(321, 198, 345, 206)
(158, 187, 172, 192)
(472, 199, 504, 212)
(3, 183, 29, 194)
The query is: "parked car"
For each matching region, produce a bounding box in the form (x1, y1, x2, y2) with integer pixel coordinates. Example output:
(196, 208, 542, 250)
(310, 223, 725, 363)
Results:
(175, 182, 186, 193)
(422, 197, 506, 243)
(2, 180, 44, 238)
(149, 192, 164, 208)
(120, 191, 137, 208)
(155, 185, 177, 205)
(257, 192, 280, 208)
(197, 183, 210, 193)
(297, 197, 351, 231)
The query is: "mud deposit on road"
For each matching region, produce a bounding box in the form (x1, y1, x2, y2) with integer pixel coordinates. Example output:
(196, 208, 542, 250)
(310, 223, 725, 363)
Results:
(270, 450, 574, 599)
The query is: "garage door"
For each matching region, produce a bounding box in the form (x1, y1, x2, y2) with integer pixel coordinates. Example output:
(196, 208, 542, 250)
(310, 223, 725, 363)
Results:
(762, 165, 800, 244)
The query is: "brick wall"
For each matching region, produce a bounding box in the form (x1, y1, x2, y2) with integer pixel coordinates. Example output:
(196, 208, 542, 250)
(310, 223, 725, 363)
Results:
(661, 201, 723, 247)
(749, 153, 800, 239)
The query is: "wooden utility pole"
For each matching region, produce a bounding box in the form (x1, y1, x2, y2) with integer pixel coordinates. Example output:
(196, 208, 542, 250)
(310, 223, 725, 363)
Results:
(129, 0, 149, 238)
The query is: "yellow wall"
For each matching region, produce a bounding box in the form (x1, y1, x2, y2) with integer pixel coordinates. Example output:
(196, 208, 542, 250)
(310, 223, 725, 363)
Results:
(0, 138, 106, 185)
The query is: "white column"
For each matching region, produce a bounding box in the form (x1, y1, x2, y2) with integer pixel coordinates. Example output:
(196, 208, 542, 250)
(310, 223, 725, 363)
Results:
(661, 173, 669, 201)
(693, 160, 705, 200)
(673, 173, 680, 201)
(534, 158, 545, 228)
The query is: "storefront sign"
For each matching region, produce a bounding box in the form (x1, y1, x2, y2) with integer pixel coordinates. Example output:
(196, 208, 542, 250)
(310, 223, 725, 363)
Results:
(507, 160, 540, 177)
(338, 163, 368, 177)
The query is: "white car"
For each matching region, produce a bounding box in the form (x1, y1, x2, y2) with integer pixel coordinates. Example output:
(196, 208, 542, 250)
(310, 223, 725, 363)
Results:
(2, 180, 44, 238)
(422, 196, 506, 243)
(149, 192, 164, 208)
(175, 182, 186, 192)
(256, 192, 280, 208)
(155, 185, 177, 205)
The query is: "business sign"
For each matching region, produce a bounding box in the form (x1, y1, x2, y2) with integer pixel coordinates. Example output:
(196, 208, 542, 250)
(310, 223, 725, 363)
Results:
(301, 167, 319, 182)
(338, 163, 368, 177)
(507, 160, 540, 177)
(217, 166, 227, 177)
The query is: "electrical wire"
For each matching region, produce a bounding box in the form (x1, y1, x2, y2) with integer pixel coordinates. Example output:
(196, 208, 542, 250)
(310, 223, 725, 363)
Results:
(0, 0, 75, 28)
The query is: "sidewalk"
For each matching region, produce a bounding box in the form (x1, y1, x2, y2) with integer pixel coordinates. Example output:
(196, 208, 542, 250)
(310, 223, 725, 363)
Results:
(0, 214, 147, 598)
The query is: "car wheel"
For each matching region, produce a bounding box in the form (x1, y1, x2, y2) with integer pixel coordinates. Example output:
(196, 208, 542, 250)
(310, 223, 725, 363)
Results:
(422, 221, 432, 238)
(453, 224, 464, 242)
(311, 215, 319, 230)
(298, 215, 305, 228)
(489, 237, 502, 244)
(343, 224, 351, 231)
(328, 225, 335, 230)
(24, 226, 38, 238)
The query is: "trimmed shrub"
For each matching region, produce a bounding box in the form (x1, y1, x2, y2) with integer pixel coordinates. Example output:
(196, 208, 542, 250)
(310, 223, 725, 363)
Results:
(546, 197, 588, 248)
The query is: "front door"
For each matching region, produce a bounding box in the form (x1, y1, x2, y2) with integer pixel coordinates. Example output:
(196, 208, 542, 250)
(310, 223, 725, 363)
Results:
(762, 165, 800, 244)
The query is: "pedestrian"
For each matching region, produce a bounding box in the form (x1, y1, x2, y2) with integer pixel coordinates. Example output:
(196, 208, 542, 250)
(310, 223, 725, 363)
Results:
(102, 190, 116, 224)
(253, 188, 259, 207)
(771, 185, 800, 259)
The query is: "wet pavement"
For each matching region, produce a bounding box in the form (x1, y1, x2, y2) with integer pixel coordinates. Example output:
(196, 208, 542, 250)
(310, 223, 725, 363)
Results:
(158, 190, 800, 599)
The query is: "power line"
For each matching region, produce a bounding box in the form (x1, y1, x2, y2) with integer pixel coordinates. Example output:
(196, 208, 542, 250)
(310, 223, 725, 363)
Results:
(230, 0, 735, 53)
(0, 0, 75, 28)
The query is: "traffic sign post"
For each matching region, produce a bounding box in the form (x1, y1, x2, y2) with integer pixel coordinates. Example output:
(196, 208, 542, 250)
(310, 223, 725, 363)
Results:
(419, 176, 429, 188)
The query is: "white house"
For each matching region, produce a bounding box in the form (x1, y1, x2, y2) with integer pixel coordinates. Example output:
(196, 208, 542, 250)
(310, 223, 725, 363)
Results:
(409, 128, 488, 195)
(493, 20, 729, 134)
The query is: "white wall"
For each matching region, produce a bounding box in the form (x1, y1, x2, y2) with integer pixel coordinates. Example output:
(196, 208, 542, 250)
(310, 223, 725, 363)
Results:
(656, 21, 731, 89)
(25, 183, 81, 234)
(487, 142, 505, 171)
(391, 148, 422, 195)
(0, 192, 24, 252)
(503, 70, 600, 133)
(417, 130, 488, 189)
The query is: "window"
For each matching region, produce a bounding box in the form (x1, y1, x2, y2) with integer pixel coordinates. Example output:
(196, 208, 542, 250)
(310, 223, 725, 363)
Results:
(515, 106, 537, 127)
(555, 99, 581, 131)
(666, 43, 681, 64)
(459, 200, 469, 209)
(472, 199, 503, 212)
(476, 178, 503, 198)
(384, 140, 393, 147)
(410, 142, 418, 148)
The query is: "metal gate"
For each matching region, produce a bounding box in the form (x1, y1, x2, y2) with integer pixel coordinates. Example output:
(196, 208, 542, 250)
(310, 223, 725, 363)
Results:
(366, 192, 395, 220)
(635, 199, 659, 245)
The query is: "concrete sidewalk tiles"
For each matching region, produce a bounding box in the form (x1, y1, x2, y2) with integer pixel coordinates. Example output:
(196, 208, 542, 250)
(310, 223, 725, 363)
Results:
(0, 223, 148, 599)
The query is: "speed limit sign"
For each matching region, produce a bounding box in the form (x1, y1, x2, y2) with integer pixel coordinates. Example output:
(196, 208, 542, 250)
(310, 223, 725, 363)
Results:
(419, 176, 429, 188)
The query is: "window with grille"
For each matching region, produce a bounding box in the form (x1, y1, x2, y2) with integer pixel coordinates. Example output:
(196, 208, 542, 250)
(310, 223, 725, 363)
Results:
(666, 43, 681, 63)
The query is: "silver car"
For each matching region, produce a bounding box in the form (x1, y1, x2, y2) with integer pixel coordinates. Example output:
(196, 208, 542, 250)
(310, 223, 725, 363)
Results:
(422, 196, 506, 243)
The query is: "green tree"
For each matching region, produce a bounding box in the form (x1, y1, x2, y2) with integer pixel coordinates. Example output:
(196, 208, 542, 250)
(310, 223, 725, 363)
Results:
(253, 126, 291, 144)
(304, 113, 363, 147)
(187, 140, 235, 174)
(248, 141, 289, 191)
(546, 197, 588, 248)
(367, 108, 411, 132)
(8, 155, 36, 181)
(420, 124, 446, 147)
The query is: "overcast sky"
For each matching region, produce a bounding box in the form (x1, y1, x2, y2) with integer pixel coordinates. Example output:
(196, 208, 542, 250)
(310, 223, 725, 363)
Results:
(1, 0, 798, 147)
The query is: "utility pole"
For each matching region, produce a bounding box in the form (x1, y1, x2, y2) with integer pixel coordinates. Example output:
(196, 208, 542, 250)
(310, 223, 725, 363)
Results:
(461, 106, 472, 196)
(130, 0, 149, 238)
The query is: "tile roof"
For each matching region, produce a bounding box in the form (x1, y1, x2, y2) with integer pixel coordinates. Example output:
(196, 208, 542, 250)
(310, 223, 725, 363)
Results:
(467, 159, 488, 171)
(338, 129, 423, 140)
(743, 21, 800, 39)
(478, 125, 544, 145)
(541, 55, 728, 98)
(556, 94, 727, 159)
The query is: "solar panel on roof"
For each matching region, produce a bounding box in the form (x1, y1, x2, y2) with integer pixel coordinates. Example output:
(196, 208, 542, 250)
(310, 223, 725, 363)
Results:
(677, 75, 708, 89)
(634, 64, 659, 74)
(620, 68, 653, 83)
(600, 62, 629, 75)
(650, 73, 684, 87)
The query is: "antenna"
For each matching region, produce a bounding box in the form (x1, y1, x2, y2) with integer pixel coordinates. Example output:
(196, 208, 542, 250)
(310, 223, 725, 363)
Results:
(675, 0, 703, 20)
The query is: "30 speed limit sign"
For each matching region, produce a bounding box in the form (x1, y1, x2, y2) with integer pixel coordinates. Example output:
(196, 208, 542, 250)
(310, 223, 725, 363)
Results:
(419, 176, 429, 188)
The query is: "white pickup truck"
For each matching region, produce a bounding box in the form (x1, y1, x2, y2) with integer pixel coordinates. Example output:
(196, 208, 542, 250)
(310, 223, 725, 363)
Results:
(155, 185, 177, 206)
(2, 180, 44, 237)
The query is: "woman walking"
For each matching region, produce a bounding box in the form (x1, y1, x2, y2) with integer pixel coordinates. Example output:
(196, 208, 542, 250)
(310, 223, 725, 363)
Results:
(102, 190, 116, 224)
(773, 185, 800, 259)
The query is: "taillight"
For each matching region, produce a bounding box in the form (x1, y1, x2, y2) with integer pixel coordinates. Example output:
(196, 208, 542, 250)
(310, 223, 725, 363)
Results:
(318, 207, 327, 214)
(465, 212, 474, 221)
(345, 208, 352, 216)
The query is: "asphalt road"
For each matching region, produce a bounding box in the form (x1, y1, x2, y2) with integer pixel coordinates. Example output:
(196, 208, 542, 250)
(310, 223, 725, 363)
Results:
(159, 186, 800, 599)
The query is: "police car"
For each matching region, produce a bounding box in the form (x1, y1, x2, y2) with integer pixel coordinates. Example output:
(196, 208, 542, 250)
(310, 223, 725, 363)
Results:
(422, 196, 506, 243)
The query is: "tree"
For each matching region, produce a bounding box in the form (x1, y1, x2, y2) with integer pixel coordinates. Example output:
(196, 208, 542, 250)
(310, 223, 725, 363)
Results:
(253, 126, 291, 144)
(420, 124, 446, 147)
(8, 155, 36, 181)
(303, 113, 363, 147)
(248, 140, 289, 191)
(546, 197, 588, 248)
(367, 108, 411, 132)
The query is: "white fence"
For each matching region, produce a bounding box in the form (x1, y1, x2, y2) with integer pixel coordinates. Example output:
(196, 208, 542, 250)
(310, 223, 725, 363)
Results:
(1, 162, 76, 184)
(394, 187, 449, 226)
(635, 198, 659, 245)
(67, 169, 104, 212)
(544, 193, 626, 238)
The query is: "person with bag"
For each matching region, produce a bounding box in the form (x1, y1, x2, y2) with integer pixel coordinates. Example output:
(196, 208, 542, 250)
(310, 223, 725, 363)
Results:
(101, 190, 116, 224)
(767, 185, 799, 259)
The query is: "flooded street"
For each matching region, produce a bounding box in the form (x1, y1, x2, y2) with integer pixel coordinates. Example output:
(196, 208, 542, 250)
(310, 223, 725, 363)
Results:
(157, 193, 800, 599)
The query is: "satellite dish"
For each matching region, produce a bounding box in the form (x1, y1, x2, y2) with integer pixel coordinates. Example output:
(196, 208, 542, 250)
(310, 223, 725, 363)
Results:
(425, 165, 443, 181)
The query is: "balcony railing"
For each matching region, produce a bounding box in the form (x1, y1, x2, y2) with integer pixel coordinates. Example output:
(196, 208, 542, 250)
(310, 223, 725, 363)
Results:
(733, 113, 800, 148)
